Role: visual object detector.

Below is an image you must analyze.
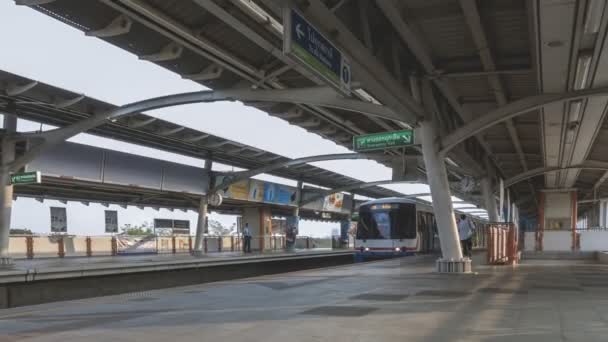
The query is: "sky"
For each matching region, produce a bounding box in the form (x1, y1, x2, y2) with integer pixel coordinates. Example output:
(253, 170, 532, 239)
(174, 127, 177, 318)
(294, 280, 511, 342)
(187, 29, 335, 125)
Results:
(0, 2, 486, 237)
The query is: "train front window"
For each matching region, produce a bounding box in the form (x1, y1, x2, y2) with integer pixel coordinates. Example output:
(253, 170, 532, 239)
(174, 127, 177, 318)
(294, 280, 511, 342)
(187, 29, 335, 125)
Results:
(357, 203, 417, 240)
(357, 210, 391, 239)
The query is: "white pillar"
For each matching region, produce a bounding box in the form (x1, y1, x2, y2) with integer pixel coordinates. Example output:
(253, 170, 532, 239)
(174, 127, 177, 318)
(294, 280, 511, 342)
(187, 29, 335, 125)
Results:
(419, 121, 463, 260)
(287, 181, 302, 251)
(0, 112, 16, 267)
(293, 180, 302, 217)
(481, 177, 499, 222)
(193, 159, 212, 255)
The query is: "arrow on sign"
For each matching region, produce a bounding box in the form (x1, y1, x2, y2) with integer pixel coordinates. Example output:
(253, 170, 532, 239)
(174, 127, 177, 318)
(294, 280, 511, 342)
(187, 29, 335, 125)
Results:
(296, 23, 305, 40)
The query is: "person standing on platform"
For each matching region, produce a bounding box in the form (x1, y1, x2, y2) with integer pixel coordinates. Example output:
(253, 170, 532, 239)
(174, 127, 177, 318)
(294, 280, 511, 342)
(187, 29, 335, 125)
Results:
(243, 223, 252, 253)
(458, 214, 474, 258)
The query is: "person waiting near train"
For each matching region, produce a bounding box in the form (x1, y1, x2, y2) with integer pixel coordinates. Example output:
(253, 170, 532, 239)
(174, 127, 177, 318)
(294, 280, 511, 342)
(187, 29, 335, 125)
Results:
(457, 214, 475, 258)
(243, 223, 252, 253)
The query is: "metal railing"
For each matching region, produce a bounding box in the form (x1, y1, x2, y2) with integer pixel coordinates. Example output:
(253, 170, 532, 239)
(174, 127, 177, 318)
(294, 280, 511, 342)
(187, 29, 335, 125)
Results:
(472, 224, 488, 249)
(486, 223, 518, 265)
(7, 234, 326, 259)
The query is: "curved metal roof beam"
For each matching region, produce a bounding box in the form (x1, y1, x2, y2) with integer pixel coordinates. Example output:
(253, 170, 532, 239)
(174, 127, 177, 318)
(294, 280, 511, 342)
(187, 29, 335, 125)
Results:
(211, 153, 372, 192)
(299, 180, 426, 206)
(504, 160, 608, 188)
(9, 87, 397, 172)
(439, 87, 608, 155)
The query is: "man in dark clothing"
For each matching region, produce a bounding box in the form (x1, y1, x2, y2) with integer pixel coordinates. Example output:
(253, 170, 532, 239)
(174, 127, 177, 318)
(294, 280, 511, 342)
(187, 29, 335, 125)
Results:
(458, 214, 474, 258)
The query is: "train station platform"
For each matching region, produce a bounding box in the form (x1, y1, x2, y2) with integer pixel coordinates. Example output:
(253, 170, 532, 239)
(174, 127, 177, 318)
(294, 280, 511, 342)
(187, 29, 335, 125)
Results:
(5, 248, 336, 272)
(0, 249, 353, 308)
(2, 255, 608, 341)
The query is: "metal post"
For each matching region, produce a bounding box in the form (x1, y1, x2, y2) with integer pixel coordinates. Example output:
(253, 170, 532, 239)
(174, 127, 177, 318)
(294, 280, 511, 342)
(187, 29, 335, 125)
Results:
(419, 121, 463, 261)
(26, 235, 34, 259)
(0, 111, 17, 267)
(86, 236, 92, 257)
(193, 159, 212, 256)
(111, 236, 117, 256)
(57, 236, 65, 258)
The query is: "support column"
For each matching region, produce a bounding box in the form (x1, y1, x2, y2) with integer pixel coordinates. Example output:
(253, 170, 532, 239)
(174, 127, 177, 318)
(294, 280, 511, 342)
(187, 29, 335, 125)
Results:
(481, 177, 499, 222)
(414, 77, 468, 272)
(419, 121, 463, 262)
(242, 206, 271, 251)
(481, 157, 499, 221)
(339, 220, 350, 249)
(193, 159, 212, 256)
(0, 111, 17, 267)
(286, 180, 302, 251)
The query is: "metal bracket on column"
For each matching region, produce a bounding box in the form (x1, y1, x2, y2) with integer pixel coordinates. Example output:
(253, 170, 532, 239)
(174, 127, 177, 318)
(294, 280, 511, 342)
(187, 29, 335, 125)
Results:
(274, 107, 304, 120)
(182, 64, 224, 81)
(54, 94, 85, 109)
(128, 117, 157, 129)
(86, 15, 132, 38)
(5, 81, 38, 96)
(139, 42, 183, 62)
(183, 134, 209, 143)
(158, 126, 185, 136)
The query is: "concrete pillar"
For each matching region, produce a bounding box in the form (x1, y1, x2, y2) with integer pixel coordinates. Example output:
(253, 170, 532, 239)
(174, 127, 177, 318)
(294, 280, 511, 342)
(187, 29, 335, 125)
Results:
(339, 220, 350, 248)
(242, 206, 271, 251)
(193, 159, 212, 255)
(419, 121, 463, 261)
(286, 180, 302, 250)
(193, 196, 208, 255)
(481, 177, 499, 222)
(0, 112, 16, 267)
(481, 157, 499, 221)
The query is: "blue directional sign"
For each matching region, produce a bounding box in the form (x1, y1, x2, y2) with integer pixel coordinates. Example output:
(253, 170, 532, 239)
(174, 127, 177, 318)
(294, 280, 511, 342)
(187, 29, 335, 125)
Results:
(283, 8, 351, 94)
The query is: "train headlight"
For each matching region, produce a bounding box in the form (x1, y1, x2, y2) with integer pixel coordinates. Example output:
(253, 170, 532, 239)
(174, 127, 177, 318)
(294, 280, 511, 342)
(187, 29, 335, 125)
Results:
(394, 247, 401, 252)
(364, 247, 370, 251)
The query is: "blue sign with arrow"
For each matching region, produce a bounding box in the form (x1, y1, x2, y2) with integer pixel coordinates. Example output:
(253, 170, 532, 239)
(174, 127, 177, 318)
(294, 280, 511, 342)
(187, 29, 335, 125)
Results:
(283, 8, 351, 94)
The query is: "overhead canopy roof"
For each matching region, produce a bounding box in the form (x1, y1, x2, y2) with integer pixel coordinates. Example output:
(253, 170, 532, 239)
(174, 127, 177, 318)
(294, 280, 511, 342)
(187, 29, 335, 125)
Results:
(16, 175, 351, 221)
(16, 0, 608, 218)
(0, 69, 402, 200)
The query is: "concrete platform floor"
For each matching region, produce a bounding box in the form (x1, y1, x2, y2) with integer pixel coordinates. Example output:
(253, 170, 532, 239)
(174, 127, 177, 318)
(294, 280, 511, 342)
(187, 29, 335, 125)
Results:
(4, 248, 334, 273)
(2, 255, 608, 342)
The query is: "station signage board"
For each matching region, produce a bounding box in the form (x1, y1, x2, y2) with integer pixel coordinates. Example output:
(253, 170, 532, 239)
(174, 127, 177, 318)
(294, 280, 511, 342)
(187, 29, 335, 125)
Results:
(10, 171, 41, 185)
(283, 7, 351, 94)
(154, 218, 190, 235)
(105, 210, 118, 233)
(353, 130, 414, 152)
(50, 207, 67, 233)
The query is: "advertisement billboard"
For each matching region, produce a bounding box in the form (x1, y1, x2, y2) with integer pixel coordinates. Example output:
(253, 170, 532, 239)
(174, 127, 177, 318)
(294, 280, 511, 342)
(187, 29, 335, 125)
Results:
(218, 177, 297, 206)
(226, 180, 249, 201)
(248, 179, 264, 202)
(323, 193, 344, 211)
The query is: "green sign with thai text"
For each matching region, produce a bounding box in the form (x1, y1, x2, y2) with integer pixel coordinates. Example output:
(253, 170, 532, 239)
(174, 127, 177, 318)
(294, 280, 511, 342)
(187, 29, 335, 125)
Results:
(10, 171, 41, 185)
(353, 130, 414, 152)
